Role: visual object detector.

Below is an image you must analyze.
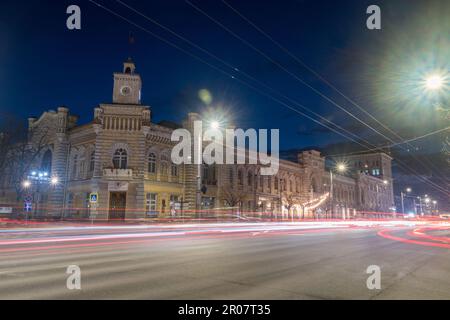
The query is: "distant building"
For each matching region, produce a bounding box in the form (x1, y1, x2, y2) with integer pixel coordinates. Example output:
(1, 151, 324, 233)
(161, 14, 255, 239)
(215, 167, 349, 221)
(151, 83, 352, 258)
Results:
(0, 59, 395, 219)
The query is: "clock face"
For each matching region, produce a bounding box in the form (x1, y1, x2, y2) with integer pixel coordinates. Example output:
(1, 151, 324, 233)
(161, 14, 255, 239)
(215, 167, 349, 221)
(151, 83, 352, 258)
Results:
(120, 86, 132, 96)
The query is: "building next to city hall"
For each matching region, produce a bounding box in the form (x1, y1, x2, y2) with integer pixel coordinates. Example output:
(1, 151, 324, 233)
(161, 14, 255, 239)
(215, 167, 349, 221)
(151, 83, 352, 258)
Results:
(0, 59, 395, 220)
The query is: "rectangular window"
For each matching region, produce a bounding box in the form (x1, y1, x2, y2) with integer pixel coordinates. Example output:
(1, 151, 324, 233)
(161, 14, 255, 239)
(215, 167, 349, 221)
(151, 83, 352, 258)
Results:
(146, 193, 158, 215)
(170, 195, 181, 211)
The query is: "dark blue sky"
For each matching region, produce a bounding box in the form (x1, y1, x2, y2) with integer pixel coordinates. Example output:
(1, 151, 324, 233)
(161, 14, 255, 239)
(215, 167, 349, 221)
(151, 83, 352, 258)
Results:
(0, 0, 448, 151)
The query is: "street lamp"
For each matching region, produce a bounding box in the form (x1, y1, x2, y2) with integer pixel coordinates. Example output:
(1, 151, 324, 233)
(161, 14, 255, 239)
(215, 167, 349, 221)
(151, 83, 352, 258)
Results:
(336, 163, 347, 173)
(210, 121, 220, 130)
(424, 73, 445, 91)
(330, 162, 347, 219)
(400, 187, 412, 214)
(25, 170, 58, 218)
(197, 115, 228, 212)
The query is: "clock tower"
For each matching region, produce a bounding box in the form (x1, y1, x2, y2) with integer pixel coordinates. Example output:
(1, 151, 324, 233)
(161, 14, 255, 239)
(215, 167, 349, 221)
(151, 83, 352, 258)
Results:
(112, 58, 142, 105)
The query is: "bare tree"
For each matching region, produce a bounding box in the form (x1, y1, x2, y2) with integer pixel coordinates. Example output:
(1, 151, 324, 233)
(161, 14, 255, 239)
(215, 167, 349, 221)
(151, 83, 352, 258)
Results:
(221, 185, 246, 208)
(282, 192, 302, 219)
(0, 115, 50, 202)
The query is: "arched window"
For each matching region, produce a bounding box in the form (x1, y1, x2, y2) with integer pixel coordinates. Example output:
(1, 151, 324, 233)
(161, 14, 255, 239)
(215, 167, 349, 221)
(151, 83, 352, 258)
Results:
(72, 155, 78, 178)
(161, 153, 169, 162)
(148, 153, 156, 173)
(160, 162, 168, 175)
(238, 169, 243, 185)
(90, 151, 95, 172)
(113, 148, 128, 169)
(171, 164, 178, 177)
(311, 177, 317, 193)
(247, 172, 253, 188)
(160, 153, 169, 176)
(41, 150, 52, 174)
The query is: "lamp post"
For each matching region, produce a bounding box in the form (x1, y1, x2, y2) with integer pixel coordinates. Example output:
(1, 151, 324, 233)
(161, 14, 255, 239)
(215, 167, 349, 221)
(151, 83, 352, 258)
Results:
(400, 187, 412, 214)
(23, 170, 58, 219)
(417, 196, 424, 216)
(424, 73, 445, 91)
(197, 117, 227, 216)
(330, 162, 347, 219)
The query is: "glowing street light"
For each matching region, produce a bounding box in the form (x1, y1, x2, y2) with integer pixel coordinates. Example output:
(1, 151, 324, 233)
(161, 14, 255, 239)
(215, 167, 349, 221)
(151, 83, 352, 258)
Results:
(401, 187, 413, 214)
(330, 162, 348, 219)
(336, 163, 347, 173)
(51, 177, 59, 185)
(22, 180, 31, 188)
(210, 121, 220, 130)
(424, 73, 445, 91)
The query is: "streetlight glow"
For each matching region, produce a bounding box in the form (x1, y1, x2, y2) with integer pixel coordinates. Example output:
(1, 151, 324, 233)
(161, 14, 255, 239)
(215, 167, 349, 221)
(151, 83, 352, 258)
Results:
(406, 187, 412, 193)
(210, 121, 220, 130)
(424, 73, 444, 91)
(51, 177, 58, 185)
(336, 163, 347, 173)
(22, 180, 31, 188)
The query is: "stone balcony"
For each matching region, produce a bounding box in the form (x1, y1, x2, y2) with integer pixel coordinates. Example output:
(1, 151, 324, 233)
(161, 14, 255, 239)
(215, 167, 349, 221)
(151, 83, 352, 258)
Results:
(103, 168, 133, 180)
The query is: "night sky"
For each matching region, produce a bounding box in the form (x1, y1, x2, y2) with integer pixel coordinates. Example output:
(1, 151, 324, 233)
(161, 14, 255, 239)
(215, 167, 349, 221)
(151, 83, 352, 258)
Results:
(0, 0, 448, 152)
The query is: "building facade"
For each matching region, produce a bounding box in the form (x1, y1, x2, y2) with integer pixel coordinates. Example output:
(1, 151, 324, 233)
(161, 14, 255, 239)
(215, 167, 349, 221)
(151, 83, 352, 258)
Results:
(0, 60, 395, 220)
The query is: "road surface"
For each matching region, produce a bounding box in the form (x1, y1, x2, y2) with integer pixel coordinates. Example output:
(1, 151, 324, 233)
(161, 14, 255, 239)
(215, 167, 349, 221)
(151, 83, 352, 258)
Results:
(0, 220, 449, 299)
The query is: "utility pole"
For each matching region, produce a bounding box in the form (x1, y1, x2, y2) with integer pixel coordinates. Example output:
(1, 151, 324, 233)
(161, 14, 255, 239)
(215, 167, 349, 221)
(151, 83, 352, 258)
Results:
(400, 191, 405, 214)
(329, 171, 334, 219)
(417, 197, 424, 216)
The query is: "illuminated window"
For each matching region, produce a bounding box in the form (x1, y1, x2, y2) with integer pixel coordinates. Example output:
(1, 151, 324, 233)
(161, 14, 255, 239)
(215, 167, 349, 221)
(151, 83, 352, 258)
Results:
(148, 153, 156, 173)
(146, 193, 158, 212)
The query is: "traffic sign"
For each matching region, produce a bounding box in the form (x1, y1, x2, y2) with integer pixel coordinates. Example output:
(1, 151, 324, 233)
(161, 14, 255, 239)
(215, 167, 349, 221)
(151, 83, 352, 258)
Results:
(89, 192, 99, 203)
(24, 202, 32, 212)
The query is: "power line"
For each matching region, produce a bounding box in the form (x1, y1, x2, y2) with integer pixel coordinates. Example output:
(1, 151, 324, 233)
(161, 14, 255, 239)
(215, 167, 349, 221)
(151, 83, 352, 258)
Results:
(185, 0, 448, 193)
(88, 0, 448, 196)
(219, 0, 448, 181)
(327, 126, 450, 157)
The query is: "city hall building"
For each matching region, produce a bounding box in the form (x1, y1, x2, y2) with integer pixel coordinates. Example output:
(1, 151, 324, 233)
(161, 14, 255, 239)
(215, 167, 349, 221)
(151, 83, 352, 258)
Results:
(0, 59, 395, 220)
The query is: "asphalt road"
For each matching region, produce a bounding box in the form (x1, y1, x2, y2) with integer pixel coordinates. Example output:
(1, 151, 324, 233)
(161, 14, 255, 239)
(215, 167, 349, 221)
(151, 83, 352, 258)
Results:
(0, 221, 449, 299)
